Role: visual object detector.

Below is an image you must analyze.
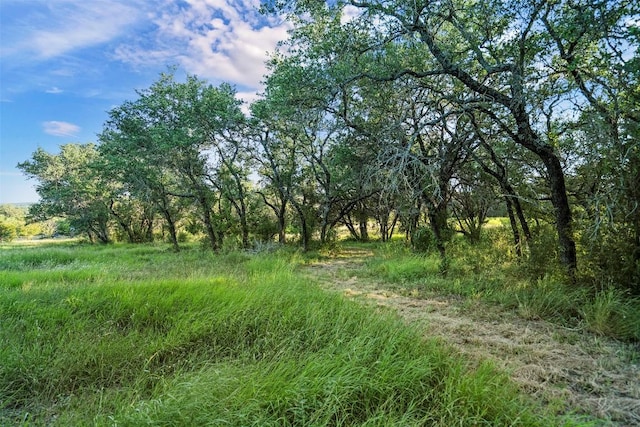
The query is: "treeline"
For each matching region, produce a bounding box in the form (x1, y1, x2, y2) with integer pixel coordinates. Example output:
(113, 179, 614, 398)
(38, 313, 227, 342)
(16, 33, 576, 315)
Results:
(19, 0, 639, 291)
(0, 205, 52, 241)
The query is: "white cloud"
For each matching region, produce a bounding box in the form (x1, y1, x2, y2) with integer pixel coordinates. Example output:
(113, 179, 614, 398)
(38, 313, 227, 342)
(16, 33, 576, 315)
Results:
(236, 90, 263, 105)
(341, 5, 363, 25)
(45, 87, 63, 94)
(236, 90, 264, 114)
(114, 0, 291, 90)
(2, 1, 142, 60)
(43, 121, 81, 137)
(1, 0, 290, 101)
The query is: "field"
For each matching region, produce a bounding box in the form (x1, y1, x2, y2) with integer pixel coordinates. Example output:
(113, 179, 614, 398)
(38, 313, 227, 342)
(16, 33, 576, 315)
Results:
(0, 239, 636, 425)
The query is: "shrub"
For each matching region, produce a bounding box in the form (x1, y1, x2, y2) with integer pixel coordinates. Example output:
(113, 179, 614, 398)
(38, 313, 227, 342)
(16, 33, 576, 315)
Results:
(514, 276, 583, 321)
(411, 226, 435, 252)
(0, 219, 17, 242)
(522, 225, 562, 280)
(581, 287, 640, 340)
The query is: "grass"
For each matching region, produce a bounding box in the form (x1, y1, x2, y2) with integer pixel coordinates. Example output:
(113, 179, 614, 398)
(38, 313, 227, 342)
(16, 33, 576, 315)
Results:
(356, 228, 640, 342)
(0, 241, 568, 426)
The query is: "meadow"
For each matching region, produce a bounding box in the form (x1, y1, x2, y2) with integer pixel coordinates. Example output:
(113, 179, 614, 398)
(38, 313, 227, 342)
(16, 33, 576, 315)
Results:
(0, 239, 622, 426)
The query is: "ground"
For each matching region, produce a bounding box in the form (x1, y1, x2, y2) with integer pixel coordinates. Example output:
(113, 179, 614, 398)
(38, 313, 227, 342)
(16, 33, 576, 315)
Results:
(303, 247, 640, 426)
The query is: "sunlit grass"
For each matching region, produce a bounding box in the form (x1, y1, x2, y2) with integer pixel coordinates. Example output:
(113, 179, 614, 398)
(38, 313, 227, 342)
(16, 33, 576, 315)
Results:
(0, 242, 561, 426)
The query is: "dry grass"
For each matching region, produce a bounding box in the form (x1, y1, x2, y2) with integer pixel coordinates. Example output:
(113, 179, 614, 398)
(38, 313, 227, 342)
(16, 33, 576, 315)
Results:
(304, 246, 640, 426)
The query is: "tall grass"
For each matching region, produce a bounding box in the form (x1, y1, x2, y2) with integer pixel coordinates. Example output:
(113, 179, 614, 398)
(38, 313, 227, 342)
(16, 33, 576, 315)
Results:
(357, 227, 640, 342)
(0, 242, 561, 425)
(581, 287, 640, 338)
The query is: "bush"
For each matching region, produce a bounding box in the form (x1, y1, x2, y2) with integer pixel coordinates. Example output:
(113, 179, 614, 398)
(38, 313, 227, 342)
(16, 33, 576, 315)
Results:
(580, 228, 640, 294)
(411, 226, 435, 252)
(581, 287, 640, 340)
(55, 219, 72, 236)
(522, 225, 562, 280)
(514, 276, 583, 321)
(252, 216, 279, 242)
(0, 219, 17, 242)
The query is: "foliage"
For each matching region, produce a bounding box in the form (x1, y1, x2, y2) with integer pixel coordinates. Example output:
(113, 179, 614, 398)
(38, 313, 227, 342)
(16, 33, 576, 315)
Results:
(17, 144, 112, 243)
(13, 0, 640, 290)
(263, 0, 639, 283)
(0, 218, 17, 242)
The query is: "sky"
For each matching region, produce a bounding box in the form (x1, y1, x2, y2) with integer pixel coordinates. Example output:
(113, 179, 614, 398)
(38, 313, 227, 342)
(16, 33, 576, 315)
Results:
(0, 0, 290, 204)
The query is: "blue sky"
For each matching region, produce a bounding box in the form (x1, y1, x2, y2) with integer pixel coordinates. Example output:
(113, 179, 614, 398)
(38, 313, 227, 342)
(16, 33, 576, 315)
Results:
(0, 0, 290, 204)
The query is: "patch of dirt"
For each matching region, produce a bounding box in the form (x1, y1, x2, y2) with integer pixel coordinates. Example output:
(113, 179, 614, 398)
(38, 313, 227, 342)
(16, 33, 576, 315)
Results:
(303, 249, 640, 426)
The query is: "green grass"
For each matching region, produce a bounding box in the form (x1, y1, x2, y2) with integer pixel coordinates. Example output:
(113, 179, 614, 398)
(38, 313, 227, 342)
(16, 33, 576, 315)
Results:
(356, 229, 640, 342)
(0, 242, 566, 425)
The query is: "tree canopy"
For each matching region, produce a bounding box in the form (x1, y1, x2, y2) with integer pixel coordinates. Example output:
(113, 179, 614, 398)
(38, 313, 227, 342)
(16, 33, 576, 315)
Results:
(19, 1, 640, 290)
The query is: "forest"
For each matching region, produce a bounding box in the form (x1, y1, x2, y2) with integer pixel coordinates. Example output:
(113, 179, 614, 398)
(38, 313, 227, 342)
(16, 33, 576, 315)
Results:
(13, 0, 640, 291)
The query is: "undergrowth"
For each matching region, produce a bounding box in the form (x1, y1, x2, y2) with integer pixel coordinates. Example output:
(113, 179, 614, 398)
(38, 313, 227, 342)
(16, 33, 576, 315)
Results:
(358, 227, 640, 342)
(0, 241, 566, 425)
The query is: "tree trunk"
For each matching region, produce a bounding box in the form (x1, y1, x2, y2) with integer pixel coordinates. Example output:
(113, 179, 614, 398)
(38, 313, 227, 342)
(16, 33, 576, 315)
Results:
(97, 226, 110, 244)
(389, 212, 398, 241)
(290, 199, 310, 251)
(358, 209, 369, 242)
(428, 206, 447, 258)
(505, 196, 522, 257)
(278, 209, 286, 244)
(510, 192, 532, 243)
(319, 203, 331, 244)
(427, 197, 449, 275)
(239, 202, 249, 249)
(539, 150, 577, 277)
(344, 216, 360, 240)
(200, 197, 219, 251)
(511, 105, 576, 277)
(376, 209, 390, 242)
(299, 214, 310, 251)
(162, 210, 180, 252)
(109, 202, 135, 243)
(258, 191, 287, 244)
(277, 197, 287, 244)
(144, 217, 154, 242)
(474, 138, 532, 246)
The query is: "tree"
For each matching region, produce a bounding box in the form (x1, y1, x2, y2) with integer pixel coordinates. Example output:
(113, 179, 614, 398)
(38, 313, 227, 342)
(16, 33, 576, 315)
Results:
(250, 99, 299, 244)
(209, 126, 252, 249)
(254, 57, 335, 250)
(541, 0, 640, 287)
(0, 207, 19, 242)
(469, 115, 532, 256)
(99, 102, 184, 251)
(265, 0, 602, 277)
(107, 195, 156, 243)
(451, 166, 495, 244)
(99, 72, 247, 251)
(337, 71, 473, 265)
(18, 144, 112, 243)
(0, 205, 30, 241)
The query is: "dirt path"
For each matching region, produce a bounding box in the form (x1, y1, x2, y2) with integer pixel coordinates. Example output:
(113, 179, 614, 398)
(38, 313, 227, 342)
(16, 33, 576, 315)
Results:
(303, 248, 640, 426)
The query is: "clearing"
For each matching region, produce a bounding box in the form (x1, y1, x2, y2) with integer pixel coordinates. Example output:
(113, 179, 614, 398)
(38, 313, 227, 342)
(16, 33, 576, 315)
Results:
(303, 247, 640, 426)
